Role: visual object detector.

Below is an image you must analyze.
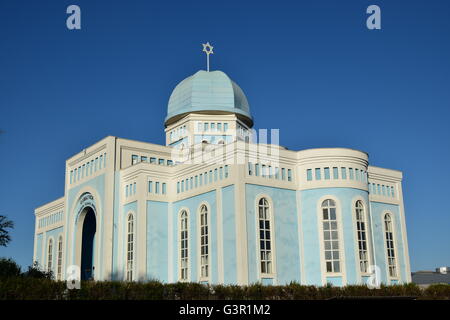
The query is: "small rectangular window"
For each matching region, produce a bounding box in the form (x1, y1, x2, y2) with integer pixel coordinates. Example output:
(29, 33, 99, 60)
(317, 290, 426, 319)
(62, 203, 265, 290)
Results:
(255, 164, 260, 176)
(177, 182, 180, 193)
(82, 165, 85, 178)
(159, 159, 165, 165)
(126, 185, 129, 197)
(190, 177, 193, 189)
(132, 155, 138, 165)
(355, 168, 360, 181)
(315, 168, 321, 180)
(269, 166, 273, 178)
(195, 175, 198, 188)
(333, 167, 339, 179)
(214, 168, 218, 181)
(181, 180, 185, 192)
(349, 168, 354, 180)
(288, 169, 292, 181)
(377, 184, 381, 194)
(150, 157, 156, 164)
(211, 123, 215, 131)
(99, 155, 103, 169)
(204, 123, 209, 131)
(149, 181, 153, 193)
(199, 174, 203, 186)
(198, 122, 202, 132)
(224, 123, 228, 131)
(141, 156, 148, 162)
(324, 167, 330, 180)
(248, 162, 253, 176)
(86, 163, 90, 176)
(219, 167, 223, 179)
(217, 123, 222, 131)
(155, 182, 160, 194)
(262, 165, 266, 178)
(204, 172, 208, 185)
(282, 168, 286, 180)
(225, 165, 229, 178)
(95, 158, 98, 171)
(78, 166, 81, 180)
(70, 171, 73, 184)
(162, 183, 166, 194)
(167, 160, 173, 166)
(275, 167, 280, 179)
(209, 170, 213, 183)
(307, 169, 312, 181)
(382, 185, 386, 196)
(133, 182, 136, 194)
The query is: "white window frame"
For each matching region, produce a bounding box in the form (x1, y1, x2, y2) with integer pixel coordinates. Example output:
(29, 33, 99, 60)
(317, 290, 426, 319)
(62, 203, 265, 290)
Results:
(317, 195, 346, 284)
(178, 209, 190, 282)
(354, 200, 371, 275)
(198, 203, 210, 282)
(255, 195, 276, 280)
(383, 212, 399, 280)
(57, 235, 63, 280)
(47, 237, 54, 274)
(126, 212, 135, 281)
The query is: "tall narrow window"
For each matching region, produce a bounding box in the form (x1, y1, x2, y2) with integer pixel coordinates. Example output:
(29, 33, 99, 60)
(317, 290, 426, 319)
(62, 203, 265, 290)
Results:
(322, 199, 340, 273)
(199, 205, 209, 280)
(47, 239, 53, 274)
(355, 201, 369, 273)
(258, 198, 273, 274)
(384, 213, 397, 278)
(126, 214, 134, 281)
(57, 236, 63, 280)
(179, 210, 189, 281)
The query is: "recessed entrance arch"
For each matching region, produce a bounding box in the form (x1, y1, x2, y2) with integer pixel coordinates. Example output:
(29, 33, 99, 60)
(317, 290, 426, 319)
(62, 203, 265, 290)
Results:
(80, 207, 96, 280)
(74, 192, 98, 281)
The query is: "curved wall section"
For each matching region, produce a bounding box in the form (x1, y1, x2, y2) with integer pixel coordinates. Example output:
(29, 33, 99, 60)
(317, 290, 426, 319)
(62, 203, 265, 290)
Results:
(297, 148, 369, 191)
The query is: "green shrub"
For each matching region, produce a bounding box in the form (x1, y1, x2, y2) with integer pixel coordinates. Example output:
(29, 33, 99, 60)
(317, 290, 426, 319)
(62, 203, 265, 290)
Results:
(1, 276, 449, 300)
(0, 258, 21, 278)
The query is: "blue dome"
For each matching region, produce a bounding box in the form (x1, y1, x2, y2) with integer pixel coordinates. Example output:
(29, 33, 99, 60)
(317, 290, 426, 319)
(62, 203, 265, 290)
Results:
(165, 70, 253, 126)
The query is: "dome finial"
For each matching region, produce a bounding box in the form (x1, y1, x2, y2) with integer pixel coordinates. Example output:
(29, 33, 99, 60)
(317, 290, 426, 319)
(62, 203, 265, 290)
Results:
(202, 42, 214, 72)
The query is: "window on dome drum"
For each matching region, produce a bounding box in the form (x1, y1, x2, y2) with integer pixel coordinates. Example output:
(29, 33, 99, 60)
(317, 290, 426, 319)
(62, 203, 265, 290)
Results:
(355, 201, 369, 273)
(47, 239, 53, 273)
(324, 167, 330, 180)
(333, 167, 339, 179)
(258, 198, 273, 275)
(307, 169, 312, 181)
(322, 199, 340, 273)
(199, 205, 209, 280)
(126, 214, 134, 281)
(384, 213, 397, 278)
(315, 168, 321, 180)
(57, 236, 63, 280)
(179, 210, 189, 281)
(224, 123, 228, 131)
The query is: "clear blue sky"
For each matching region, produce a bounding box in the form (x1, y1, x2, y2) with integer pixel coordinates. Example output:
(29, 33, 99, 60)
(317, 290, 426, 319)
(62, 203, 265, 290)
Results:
(0, 0, 449, 272)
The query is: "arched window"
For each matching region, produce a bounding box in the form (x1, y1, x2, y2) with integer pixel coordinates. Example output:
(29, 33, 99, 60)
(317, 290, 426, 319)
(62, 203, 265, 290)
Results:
(322, 199, 341, 273)
(199, 205, 209, 280)
(355, 200, 369, 273)
(384, 213, 397, 277)
(126, 214, 134, 281)
(47, 238, 53, 273)
(258, 198, 272, 274)
(179, 210, 189, 281)
(57, 236, 63, 280)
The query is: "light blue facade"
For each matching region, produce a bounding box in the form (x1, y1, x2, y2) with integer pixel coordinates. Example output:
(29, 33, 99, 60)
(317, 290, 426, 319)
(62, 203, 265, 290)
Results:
(34, 68, 410, 286)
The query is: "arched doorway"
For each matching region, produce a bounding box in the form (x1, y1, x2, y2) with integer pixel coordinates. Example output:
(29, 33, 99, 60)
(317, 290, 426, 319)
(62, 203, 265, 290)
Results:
(80, 207, 96, 280)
